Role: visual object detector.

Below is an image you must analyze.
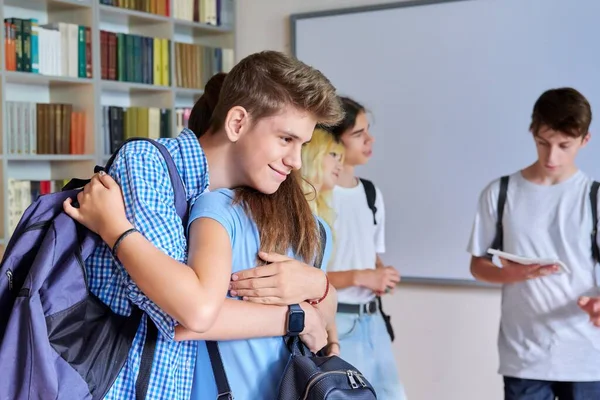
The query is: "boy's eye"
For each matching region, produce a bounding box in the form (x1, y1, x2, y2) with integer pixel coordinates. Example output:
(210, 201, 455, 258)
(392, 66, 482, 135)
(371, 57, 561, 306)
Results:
(281, 137, 293, 143)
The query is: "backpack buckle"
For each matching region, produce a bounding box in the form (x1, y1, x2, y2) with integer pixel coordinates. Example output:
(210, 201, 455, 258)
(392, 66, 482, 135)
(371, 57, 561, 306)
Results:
(217, 392, 233, 400)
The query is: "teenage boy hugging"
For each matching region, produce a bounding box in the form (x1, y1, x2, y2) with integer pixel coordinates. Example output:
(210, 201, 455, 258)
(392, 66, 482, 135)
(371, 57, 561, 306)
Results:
(467, 87, 600, 400)
(326, 97, 406, 400)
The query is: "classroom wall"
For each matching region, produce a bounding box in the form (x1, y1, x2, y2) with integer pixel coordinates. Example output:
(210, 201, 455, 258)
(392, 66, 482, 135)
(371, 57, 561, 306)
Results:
(234, 1, 504, 399)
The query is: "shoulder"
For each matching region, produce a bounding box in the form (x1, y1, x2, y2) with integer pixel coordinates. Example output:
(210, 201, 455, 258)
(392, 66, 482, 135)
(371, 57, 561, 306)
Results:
(188, 189, 244, 237)
(478, 173, 515, 201)
(191, 189, 236, 216)
(108, 139, 170, 179)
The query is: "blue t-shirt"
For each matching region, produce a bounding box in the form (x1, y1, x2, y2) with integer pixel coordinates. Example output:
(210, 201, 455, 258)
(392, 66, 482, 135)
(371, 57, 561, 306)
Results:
(187, 188, 332, 400)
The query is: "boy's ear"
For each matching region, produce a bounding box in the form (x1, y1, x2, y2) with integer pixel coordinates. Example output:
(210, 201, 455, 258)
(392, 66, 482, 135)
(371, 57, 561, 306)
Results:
(582, 132, 591, 146)
(224, 106, 250, 143)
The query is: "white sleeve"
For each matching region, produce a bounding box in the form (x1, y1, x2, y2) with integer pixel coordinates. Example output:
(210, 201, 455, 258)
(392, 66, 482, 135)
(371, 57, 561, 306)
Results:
(466, 179, 501, 257)
(374, 185, 386, 254)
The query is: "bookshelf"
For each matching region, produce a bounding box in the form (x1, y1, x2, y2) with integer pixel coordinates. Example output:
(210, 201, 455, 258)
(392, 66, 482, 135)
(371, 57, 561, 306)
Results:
(0, 0, 235, 250)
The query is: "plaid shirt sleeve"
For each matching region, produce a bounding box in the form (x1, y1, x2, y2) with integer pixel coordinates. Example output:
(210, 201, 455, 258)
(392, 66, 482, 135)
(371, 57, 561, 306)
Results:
(108, 142, 188, 341)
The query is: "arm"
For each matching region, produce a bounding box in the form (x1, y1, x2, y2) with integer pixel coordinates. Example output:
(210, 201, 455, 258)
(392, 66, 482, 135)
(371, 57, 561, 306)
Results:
(327, 270, 360, 289)
(471, 255, 557, 284)
(63, 154, 230, 335)
(109, 216, 232, 333)
(328, 269, 400, 292)
(174, 299, 329, 353)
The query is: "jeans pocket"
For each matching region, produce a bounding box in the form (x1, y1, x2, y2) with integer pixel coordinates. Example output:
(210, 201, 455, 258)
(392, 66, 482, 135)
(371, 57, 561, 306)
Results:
(336, 314, 359, 340)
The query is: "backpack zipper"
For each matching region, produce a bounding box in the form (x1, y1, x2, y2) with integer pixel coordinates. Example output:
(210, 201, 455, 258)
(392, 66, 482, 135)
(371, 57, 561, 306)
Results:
(302, 370, 361, 400)
(354, 371, 368, 387)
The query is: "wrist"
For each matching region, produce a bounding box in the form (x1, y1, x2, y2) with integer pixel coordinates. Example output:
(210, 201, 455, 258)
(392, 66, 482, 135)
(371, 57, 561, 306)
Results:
(352, 270, 368, 287)
(308, 273, 329, 305)
(101, 221, 135, 249)
(286, 304, 305, 336)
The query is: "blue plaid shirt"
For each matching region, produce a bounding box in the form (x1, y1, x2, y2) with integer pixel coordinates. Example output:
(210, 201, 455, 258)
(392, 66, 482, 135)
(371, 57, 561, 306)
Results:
(86, 129, 209, 400)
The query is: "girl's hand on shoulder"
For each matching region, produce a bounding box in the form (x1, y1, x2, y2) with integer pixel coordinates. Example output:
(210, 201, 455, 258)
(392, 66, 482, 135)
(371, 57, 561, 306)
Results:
(63, 171, 132, 247)
(229, 251, 328, 306)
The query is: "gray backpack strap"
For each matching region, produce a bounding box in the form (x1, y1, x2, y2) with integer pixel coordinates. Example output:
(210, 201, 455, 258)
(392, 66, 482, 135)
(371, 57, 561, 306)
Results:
(591, 181, 599, 264)
(491, 176, 509, 251)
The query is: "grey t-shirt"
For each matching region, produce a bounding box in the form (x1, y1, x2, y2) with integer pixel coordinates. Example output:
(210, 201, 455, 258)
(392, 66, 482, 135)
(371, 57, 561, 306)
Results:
(467, 170, 600, 381)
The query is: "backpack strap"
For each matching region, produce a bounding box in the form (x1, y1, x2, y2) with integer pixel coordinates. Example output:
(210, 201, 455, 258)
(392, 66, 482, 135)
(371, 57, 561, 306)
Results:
(63, 138, 189, 226)
(359, 178, 377, 225)
(206, 341, 233, 400)
(490, 176, 509, 251)
(591, 181, 600, 264)
(315, 220, 327, 269)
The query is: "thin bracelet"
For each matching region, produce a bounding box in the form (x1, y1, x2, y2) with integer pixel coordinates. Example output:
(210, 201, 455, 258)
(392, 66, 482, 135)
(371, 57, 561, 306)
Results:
(308, 275, 330, 305)
(112, 228, 139, 258)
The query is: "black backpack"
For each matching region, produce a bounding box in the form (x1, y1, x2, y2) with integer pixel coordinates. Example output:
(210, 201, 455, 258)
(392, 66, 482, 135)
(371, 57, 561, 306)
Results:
(359, 178, 395, 343)
(490, 175, 600, 264)
(207, 221, 377, 400)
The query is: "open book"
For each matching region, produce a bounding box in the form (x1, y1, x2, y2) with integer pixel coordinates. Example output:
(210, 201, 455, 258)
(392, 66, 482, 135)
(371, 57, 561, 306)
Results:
(487, 248, 571, 274)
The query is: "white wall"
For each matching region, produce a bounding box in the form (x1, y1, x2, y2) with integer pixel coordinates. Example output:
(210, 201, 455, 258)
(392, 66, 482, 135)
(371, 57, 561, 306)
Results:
(235, 1, 503, 399)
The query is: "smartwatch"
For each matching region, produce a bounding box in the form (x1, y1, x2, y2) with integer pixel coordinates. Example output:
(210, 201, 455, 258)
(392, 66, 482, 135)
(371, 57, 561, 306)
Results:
(286, 304, 305, 336)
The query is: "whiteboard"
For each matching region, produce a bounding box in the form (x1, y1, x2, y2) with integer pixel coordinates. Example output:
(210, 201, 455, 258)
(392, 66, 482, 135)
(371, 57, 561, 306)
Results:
(291, 0, 600, 285)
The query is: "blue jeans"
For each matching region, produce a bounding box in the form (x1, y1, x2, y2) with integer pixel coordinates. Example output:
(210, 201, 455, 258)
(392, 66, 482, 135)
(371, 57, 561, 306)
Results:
(336, 310, 407, 400)
(504, 377, 600, 400)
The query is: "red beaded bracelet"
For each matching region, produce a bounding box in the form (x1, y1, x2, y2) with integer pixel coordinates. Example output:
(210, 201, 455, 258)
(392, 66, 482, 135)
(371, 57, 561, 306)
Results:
(308, 275, 330, 305)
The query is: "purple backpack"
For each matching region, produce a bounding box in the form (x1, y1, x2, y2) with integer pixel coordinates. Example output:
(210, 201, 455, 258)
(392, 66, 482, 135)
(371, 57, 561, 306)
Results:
(0, 138, 188, 400)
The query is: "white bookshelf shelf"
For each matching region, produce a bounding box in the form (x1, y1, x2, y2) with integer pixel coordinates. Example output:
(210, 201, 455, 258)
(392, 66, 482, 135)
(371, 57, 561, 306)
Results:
(175, 87, 204, 96)
(173, 18, 232, 34)
(101, 79, 172, 94)
(4, 71, 93, 86)
(5, 154, 96, 161)
(0, 0, 235, 248)
(4, 0, 92, 12)
(99, 4, 170, 25)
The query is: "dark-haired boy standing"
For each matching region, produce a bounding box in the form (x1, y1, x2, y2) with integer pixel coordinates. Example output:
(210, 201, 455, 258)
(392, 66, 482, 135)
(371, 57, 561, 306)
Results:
(467, 87, 600, 399)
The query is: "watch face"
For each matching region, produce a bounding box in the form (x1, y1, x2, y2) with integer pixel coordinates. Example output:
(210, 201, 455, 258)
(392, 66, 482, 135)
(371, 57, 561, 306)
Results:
(288, 307, 305, 334)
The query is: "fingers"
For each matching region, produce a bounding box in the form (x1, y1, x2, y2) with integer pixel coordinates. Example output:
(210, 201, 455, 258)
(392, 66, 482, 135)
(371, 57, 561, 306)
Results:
(231, 265, 278, 282)
(229, 287, 279, 299)
(241, 296, 281, 305)
(579, 296, 591, 307)
(230, 276, 277, 291)
(526, 264, 559, 279)
(257, 251, 292, 264)
(96, 170, 119, 190)
(578, 297, 600, 326)
(63, 197, 81, 220)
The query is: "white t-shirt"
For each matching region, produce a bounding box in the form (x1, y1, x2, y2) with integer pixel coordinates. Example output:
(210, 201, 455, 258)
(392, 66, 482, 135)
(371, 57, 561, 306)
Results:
(467, 170, 600, 381)
(329, 179, 386, 304)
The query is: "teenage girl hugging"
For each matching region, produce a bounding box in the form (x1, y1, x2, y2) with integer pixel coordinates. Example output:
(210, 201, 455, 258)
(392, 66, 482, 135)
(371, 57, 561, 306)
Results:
(63, 51, 343, 399)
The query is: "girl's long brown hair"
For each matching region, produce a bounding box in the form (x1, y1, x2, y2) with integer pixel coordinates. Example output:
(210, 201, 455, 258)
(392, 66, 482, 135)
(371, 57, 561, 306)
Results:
(188, 51, 343, 263)
(234, 171, 318, 263)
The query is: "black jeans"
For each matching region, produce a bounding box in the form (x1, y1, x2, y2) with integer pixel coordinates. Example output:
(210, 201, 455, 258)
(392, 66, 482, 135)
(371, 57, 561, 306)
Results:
(504, 376, 600, 400)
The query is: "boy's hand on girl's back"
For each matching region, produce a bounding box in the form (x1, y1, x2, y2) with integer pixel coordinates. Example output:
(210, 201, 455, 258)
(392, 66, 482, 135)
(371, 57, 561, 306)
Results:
(229, 251, 328, 306)
(498, 257, 559, 284)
